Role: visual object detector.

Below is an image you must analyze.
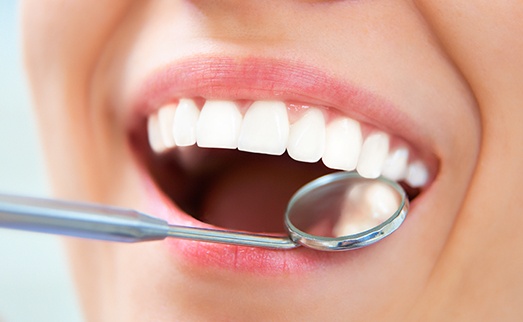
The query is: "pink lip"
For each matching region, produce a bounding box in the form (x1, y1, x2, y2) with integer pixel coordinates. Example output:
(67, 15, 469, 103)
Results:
(130, 56, 428, 149)
(127, 56, 432, 275)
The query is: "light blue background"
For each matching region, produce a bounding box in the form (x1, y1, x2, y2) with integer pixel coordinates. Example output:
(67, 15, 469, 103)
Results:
(0, 2, 83, 321)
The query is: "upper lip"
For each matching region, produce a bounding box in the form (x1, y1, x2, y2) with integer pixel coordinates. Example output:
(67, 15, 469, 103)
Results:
(128, 56, 437, 162)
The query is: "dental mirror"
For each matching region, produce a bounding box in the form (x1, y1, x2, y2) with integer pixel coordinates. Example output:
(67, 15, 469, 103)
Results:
(285, 171, 408, 251)
(0, 172, 408, 251)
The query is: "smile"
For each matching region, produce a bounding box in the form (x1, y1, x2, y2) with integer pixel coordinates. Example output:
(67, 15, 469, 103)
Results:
(147, 98, 430, 186)
(127, 57, 438, 273)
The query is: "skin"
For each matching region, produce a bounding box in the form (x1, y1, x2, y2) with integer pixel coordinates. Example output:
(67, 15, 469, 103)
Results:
(21, 0, 523, 321)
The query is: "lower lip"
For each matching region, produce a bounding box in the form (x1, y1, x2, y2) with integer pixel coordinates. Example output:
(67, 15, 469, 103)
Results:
(139, 173, 358, 275)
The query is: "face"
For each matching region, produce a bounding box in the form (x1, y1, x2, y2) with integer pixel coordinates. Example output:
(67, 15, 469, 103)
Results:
(22, 1, 523, 320)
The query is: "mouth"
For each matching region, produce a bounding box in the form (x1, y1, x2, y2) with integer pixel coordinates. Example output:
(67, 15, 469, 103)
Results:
(127, 57, 438, 272)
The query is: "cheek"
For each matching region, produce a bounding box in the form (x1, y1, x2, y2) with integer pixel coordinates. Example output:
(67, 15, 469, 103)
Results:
(21, 0, 132, 198)
(414, 1, 523, 108)
(21, 0, 131, 129)
(22, 0, 131, 98)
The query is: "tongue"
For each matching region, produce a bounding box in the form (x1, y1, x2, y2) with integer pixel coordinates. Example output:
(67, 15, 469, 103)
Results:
(201, 154, 330, 234)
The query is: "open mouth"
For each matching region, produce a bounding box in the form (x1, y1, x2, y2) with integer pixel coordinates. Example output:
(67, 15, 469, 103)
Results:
(131, 96, 434, 236)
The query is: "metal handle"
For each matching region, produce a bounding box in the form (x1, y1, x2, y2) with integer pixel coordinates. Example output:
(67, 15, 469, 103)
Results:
(0, 193, 169, 242)
(0, 193, 298, 249)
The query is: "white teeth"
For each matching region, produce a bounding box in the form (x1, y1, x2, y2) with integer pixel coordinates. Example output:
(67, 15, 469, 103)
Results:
(146, 99, 430, 188)
(147, 113, 166, 153)
(238, 101, 289, 155)
(173, 98, 200, 146)
(405, 160, 429, 188)
(287, 108, 326, 163)
(381, 147, 409, 181)
(196, 100, 242, 149)
(356, 132, 390, 179)
(322, 117, 362, 171)
(157, 104, 177, 148)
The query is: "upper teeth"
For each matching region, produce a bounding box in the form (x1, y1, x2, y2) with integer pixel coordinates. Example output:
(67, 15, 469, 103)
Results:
(173, 99, 200, 146)
(147, 98, 429, 187)
(238, 100, 289, 155)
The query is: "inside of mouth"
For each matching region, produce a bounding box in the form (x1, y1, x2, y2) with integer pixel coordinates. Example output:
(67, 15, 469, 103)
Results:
(141, 143, 419, 234)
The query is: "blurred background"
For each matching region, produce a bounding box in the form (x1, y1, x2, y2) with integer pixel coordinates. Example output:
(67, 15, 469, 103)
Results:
(0, 2, 83, 321)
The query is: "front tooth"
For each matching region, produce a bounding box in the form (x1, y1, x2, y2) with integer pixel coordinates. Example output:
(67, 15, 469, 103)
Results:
(322, 117, 362, 171)
(238, 101, 289, 155)
(196, 100, 242, 149)
(173, 98, 200, 146)
(287, 108, 326, 163)
(356, 132, 390, 178)
(381, 147, 409, 181)
(405, 161, 429, 188)
(147, 113, 166, 153)
(157, 104, 177, 148)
